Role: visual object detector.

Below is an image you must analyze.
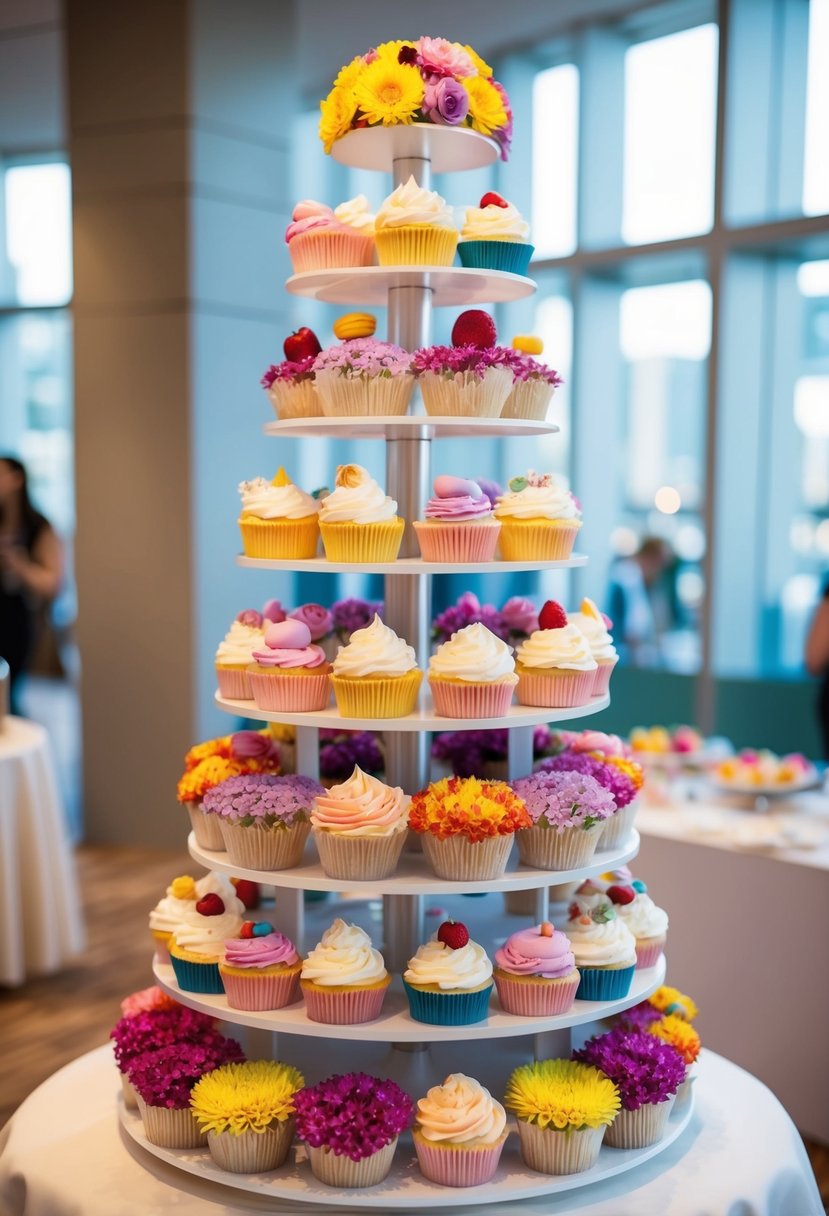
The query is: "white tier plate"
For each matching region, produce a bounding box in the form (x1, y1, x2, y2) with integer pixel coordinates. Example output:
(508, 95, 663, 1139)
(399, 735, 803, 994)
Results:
(187, 829, 640, 894)
(286, 266, 536, 306)
(263, 415, 560, 439)
(330, 125, 499, 173)
(214, 690, 610, 732)
(236, 554, 588, 574)
(152, 954, 665, 1043)
(119, 1085, 691, 1209)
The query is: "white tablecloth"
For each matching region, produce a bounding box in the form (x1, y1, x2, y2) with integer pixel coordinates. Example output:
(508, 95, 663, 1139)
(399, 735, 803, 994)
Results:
(0, 1045, 821, 1216)
(0, 717, 85, 985)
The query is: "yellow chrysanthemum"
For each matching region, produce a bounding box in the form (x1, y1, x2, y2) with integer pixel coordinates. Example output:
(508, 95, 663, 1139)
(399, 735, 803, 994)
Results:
(334, 55, 365, 92)
(648, 1015, 701, 1065)
(649, 985, 698, 1021)
(504, 1060, 620, 1131)
(462, 75, 508, 136)
(177, 755, 247, 802)
(462, 44, 493, 78)
(408, 775, 530, 841)
(372, 39, 407, 61)
(268, 723, 296, 744)
(190, 1061, 305, 1136)
(184, 735, 232, 770)
(319, 86, 359, 154)
(353, 57, 424, 127)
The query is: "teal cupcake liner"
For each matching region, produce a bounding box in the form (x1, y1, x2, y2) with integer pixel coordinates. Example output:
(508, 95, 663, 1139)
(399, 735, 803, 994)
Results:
(457, 240, 534, 276)
(575, 964, 635, 1002)
(170, 954, 225, 995)
(403, 979, 493, 1025)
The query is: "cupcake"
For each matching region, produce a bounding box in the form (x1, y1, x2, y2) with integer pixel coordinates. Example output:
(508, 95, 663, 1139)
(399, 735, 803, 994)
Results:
(539, 750, 641, 848)
(605, 879, 668, 969)
(647, 984, 699, 1021)
(288, 601, 336, 661)
(413, 1073, 508, 1187)
(428, 623, 518, 719)
(310, 765, 409, 880)
(237, 467, 320, 560)
(413, 475, 501, 563)
(127, 1033, 244, 1149)
(568, 598, 618, 696)
(168, 886, 246, 994)
(411, 345, 514, 418)
(403, 920, 493, 1025)
(285, 199, 374, 272)
(564, 886, 637, 1001)
(511, 770, 616, 870)
(191, 1059, 304, 1173)
(374, 175, 457, 266)
(214, 609, 265, 700)
(219, 923, 303, 1011)
(149, 874, 201, 961)
(204, 773, 322, 870)
(312, 340, 414, 418)
(330, 614, 422, 718)
(457, 191, 533, 274)
(493, 921, 580, 1017)
(514, 600, 597, 708)
(111, 1001, 214, 1110)
(177, 733, 281, 850)
(261, 356, 320, 421)
(504, 1059, 620, 1175)
(574, 1028, 685, 1148)
(300, 919, 390, 1024)
(294, 1072, 413, 1188)
(408, 776, 530, 881)
(318, 464, 405, 563)
(495, 471, 582, 561)
(500, 348, 563, 421)
(647, 1014, 701, 1107)
(247, 620, 332, 712)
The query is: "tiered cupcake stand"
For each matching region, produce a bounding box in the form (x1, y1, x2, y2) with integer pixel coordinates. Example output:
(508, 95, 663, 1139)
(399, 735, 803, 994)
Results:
(121, 124, 694, 1209)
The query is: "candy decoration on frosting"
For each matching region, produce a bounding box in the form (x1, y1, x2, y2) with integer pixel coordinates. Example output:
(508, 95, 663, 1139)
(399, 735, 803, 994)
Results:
(433, 475, 484, 500)
(283, 327, 322, 362)
(480, 191, 509, 209)
(451, 309, 497, 349)
(508, 475, 528, 493)
(271, 467, 291, 487)
(264, 619, 312, 649)
(240, 921, 255, 938)
(335, 463, 367, 489)
(231, 879, 260, 909)
(539, 921, 553, 937)
(195, 893, 226, 916)
(606, 884, 636, 906)
(262, 599, 287, 623)
(333, 312, 376, 340)
(631, 879, 647, 894)
(437, 920, 470, 950)
(512, 335, 544, 355)
(170, 876, 198, 900)
(538, 600, 568, 631)
(236, 608, 264, 628)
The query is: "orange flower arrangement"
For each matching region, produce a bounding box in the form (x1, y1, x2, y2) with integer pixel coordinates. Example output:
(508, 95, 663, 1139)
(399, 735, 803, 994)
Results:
(184, 734, 233, 770)
(177, 755, 248, 803)
(604, 755, 645, 791)
(408, 775, 530, 842)
(647, 1014, 701, 1065)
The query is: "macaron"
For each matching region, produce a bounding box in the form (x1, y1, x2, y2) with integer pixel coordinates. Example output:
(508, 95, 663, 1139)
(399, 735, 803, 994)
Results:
(264, 619, 312, 649)
(433, 475, 484, 500)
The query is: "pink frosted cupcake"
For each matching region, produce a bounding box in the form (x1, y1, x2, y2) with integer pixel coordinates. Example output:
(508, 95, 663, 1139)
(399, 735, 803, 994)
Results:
(413, 475, 501, 563)
(413, 1073, 508, 1187)
(215, 609, 265, 699)
(219, 923, 303, 1011)
(428, 622, 518, 719)
(514, 600, 597, 708)
(493, 922, 580, 1016)
(300, 919, 390, 1024)
(568, 598, 618, 696)
(311, 765, 409, 881)
(248, 619, 332, 712)
(285, 198, 374, 272)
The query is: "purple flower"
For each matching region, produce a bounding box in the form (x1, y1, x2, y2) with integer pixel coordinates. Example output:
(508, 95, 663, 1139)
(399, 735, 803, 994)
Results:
(432, 591, 508, 643)
(111, 1007, 217, 1073)
(476, 478, 503, 508)
(424, 76, 469, 126)
(512, 770, 616, 832)
(501, 596, 539, 638)
(537, 753, 636, 808)
(319, 730, 384, 780)
(229, 730, 279, 763)
(294, 1073, 413, 1162)
(491, 79, 514, 162)
(262, 599, 287, 623)
(236, 608, 264, 628)
(127, 1035, 245, 1110)
(412, 344, 513, 378)
(615, 1001, 664, 1033)
(261, 356, 316, 388)
(289, 602, 334, 641)
(331, 597, 382, 641)
(313, 339, 412, 379)
(573, 1029, 685, 1111)
(202, 773, 323, 827)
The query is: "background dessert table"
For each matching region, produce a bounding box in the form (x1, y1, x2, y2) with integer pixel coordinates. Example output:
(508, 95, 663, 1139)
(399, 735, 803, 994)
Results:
(0, 1044, 820, 1216)
(0, 716, 85, 986)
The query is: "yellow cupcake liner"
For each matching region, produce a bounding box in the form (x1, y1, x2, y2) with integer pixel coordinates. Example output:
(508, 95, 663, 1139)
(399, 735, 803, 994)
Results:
(319, 516, 404, 563)
(419, 366, 513, 418)
(375, 225, 458, 267)
(313, 370, 414, 417)
(267, 378, 322, 420)
(496, 518, 581, 561)
(238, 514, 320, 559)
(330, 668, 423, 719)
(501, 379, 557, 421)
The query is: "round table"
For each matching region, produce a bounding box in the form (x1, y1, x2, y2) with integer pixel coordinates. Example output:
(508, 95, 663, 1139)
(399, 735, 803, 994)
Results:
(0, 716, 85, 986)
(0, 1045, 821, 1216)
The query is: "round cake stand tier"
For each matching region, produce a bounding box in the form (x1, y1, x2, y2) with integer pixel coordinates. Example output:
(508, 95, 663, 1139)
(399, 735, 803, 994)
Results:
(152, 954, 665, 1042)
(119, 1083, 692, 1209)
(286, 265, 535, 306)
(263, 415, 560, 439)
(237, 554, 587, 574)
(187, 830, 641, 894)
(214, 691, 610, 732)
(330, 124, 500, 173)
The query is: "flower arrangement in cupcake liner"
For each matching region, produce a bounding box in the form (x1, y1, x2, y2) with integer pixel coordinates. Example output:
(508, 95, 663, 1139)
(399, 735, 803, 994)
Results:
(110, 1006, 218, 1074)
(409, 775, 531, 841)
(119, 985, 180, 1019)
(190, 1060, 305, 1136)
(261, 356, 316, 389)
(331, 597, 384, 642)
(497, 348, 564, 387)
(178, 733, 281, 803)
(548, 729, 631, 759)
(648, 984, 698, 1021)
(431, 725, 552, 778)
(126, 1034, 245, 1109)
(411, 344, 514, 380)
(537, 752, 637, 809)
(647, 1015, 701, 1066)
(319, 38, 512, 160)
(573, 1029, 686, 1111)
(293, 1072, 413, 1162)
(512, 770, 616, 834)
(313, 338, 412, 379)
(202, 773, 323, 828)
(504, 1059, 620, 1131)
(319, 729, 384, 781)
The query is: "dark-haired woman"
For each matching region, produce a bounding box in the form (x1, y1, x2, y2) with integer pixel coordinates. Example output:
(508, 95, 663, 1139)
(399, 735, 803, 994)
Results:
(0, 457, 64, 715)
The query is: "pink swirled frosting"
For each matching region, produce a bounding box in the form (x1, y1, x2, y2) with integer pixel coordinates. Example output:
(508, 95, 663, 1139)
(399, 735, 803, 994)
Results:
(251, 619, 328, 669)
(494, 924, 575, 979)
(311, 765, 408, 837)
(425, 494, 493, 521)
(223, 931, 300, 970)
(285, 200, 346, 243)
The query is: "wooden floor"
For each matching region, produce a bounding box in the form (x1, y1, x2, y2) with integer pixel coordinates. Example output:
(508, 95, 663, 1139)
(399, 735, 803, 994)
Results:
(1, 843, 827, 1212)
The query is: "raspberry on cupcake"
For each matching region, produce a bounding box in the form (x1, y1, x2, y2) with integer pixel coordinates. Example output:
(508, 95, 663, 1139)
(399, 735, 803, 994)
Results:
(514, 600, 597, 708)
(403, 921, 494, 1026)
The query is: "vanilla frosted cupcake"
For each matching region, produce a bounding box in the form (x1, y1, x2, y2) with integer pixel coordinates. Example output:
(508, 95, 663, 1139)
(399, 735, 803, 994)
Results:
(215, 610, 265, 700)
(311, 765, 409, 880)
(331, 614, 422, 718)
(495, 471, 582, 560)
(413, 1073, 508, 1187)
(429, 622, 517, 718)
(300, 918, 390, 1024)
(568, 598, 618, 696)
(168, 883, 246, 994)
(237, 467, 320, 559)
(403, 922, 493, 1025)
(606, 879, 668, 970)
(318, 463, 404, 563)
(374, 175, 458, 266)
(565, 894, 637, 1001)
(458, 191, 533, 275)
(515, 600, 596, 708)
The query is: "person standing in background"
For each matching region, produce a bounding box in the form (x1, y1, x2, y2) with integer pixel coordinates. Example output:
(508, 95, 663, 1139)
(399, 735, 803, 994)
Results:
(0, 456, 64, 716)
(805, 587, 829, 759)
(607, 536, 675, 667)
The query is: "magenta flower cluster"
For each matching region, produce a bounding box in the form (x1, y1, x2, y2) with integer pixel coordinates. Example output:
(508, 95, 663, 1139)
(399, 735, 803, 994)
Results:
(431, 725, 553, 778)
(331, 597, 384, 640)
(498, 348, 563, 386)
(512, 770, 616, 832)
(573, 1029, 685, 1111)
(432, 590, 509, 643)
(538, 752, 637, 808)
(615, 1001, 664, 1033)
(260, 355, 316, 387)
(110, 1006, 216, 1072)
(411, 344, 514, 378)
(293, 1072, 413, 1162)
(202, 773, 323, 827)
(319, 729, 384, 780)
(313, 338, 412, 379)
(127, 1035, 245, 1109)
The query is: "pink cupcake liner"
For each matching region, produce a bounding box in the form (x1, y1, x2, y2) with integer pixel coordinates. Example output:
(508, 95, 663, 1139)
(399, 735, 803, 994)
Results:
(429, 677, 516, 719)
(421, 831, 514, 880)
(312, 827, 407, 881)
(248, 667, 331, 712)
(218, 819, 311, 870)
(414, 1134, 507, 1186)
(216, 666, 254, 699)
(493, 968, 580, 1016)
(604, 1096, 674, 1149)
(185, 801, 226, 851)
(634, 937, 665, 970)
(288, 229, 375, 273)
(220, 966, 302, 1011)
(599, 800, 638, 848)
(515, 668, 595, 708)
(591, 659, 617, 696)
(413, 520, 501, 563)
(301, 980, 389, 1024)
(517, 1119, 605, 1175)
(306, 1138, 397, 1187)
(207, 1120, 294, 1172)
(516, 821, 603, 870)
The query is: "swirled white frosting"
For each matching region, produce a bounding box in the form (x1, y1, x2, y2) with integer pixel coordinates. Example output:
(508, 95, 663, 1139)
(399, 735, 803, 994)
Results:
(332, 614, 417, 677)
(215, 620, 264, 665)
(404, 937, 492, 991)
(301, 918, 386, 986)
(516, 624, 597, 672)
(172, 900, 246, 957)
(334, 194, 376, 234)
(318, 466, 397, 524)
(568, 598, 617, 662)
(416, 1074, 507, 1145)
(429, 622, 517, 684)
(564, 914, 637, 968)
(495, 482, 581, 522)
(462, 202, 529, 241)
(238, 477, 319, 520)
(616, 893, 668, 938)
(375, 175, 455, 230)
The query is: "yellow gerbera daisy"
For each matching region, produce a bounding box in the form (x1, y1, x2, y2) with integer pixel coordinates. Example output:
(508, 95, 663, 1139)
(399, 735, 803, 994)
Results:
(334, 55, 365, 93)
(462, 75, 508, 136)
(353, 58, 424, 127)
(505, 1060, 620, 1131)
(462, 44, 493, 78)
(319, 86, 358, 154)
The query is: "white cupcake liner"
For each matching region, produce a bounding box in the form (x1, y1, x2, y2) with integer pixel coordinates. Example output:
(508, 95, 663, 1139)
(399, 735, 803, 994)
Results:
(267, 378, 322, 420)
(312, 826, 407, 881)
(419, 367, 513, 418)
(207, 1120, 294, 1172)
(186, 801, 226, 851)
(421, 831, 513, 880)
(516, 821, 603, 870)
(516, 1119, 605, 1175)
(603, 1096, 674, 1149)
(501, 379, 557, 421)
(599, 800, 638, 848)
(137, 1097, 207, 1149)
(306, 1137, 397, 1187)
(218, 819, 311, 870)
(314, 370, 414, 417)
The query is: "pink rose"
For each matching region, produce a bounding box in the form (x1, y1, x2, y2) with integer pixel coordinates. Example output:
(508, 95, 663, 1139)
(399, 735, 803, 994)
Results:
(570, 731, 628, 758)
(230, 731, 279, 762)
(289, 603, 334, 641)
(457, 591, 481, 615)
(236, 608, 264, 628)
(262, 599, 287, 623)
(417, 36, 475, 78)
(501, 596, 539, 637)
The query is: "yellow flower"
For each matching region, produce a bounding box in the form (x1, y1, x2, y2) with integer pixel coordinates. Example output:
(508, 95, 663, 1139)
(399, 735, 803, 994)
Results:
(319, 86, 358, 155)
(170, 875, 197, 901)
(190, 1061, 305, 1136)
(462, 75, 508, 136)
(462, 44, 493, 78)
(648, 1015, 701, 1065)
(184, 735, 231, 770)
(372, 39, 407, 61)
(268, 723, 296, 744)
(334, 55, 365, 92)
(353, 57, 424, 127)
(649, 985, 698, 1021)
(505, 1060, 620, 1130)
